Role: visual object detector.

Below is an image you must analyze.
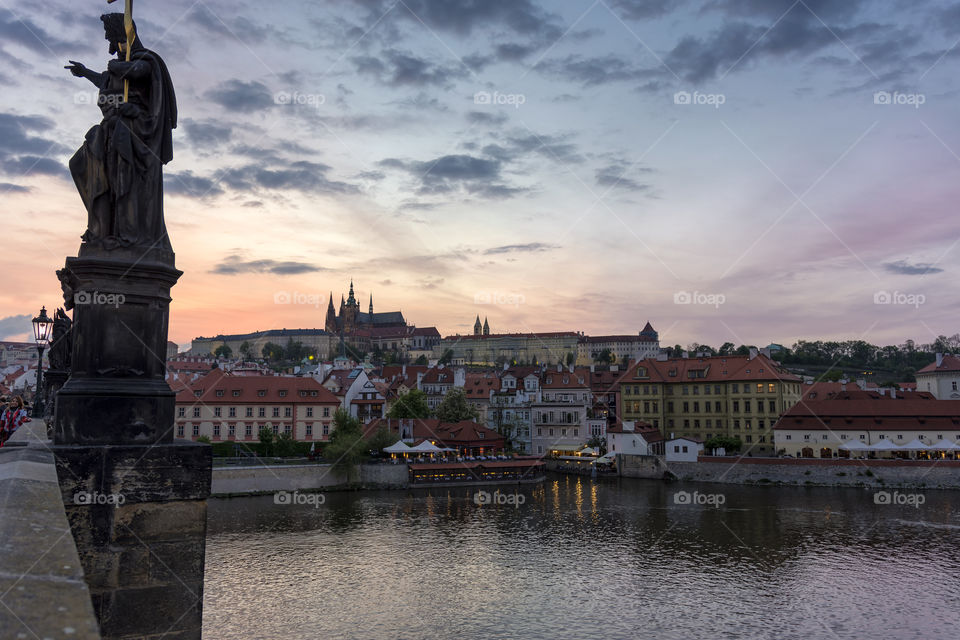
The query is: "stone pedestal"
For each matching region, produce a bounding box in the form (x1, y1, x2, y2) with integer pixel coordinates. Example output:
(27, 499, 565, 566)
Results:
(54, 255, 181, 445)
(55, 441, 211, 640)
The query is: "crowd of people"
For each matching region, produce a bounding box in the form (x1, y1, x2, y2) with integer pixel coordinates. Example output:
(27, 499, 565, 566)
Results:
(0, 396, 31, 447)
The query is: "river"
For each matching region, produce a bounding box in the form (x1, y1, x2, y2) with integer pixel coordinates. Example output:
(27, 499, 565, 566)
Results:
(202, 475, 960, 639)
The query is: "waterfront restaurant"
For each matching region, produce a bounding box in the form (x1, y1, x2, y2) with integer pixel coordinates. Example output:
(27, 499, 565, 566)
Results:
(772, 390, 960, 459)
(365, 418, 507, 457)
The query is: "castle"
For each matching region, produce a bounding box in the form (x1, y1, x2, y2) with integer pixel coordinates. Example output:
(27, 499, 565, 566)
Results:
(325, 280, 406, 334)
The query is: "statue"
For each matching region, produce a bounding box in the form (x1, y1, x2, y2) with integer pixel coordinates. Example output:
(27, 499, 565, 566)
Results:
(48, 308, 73, 372)
(65, 4, 177, 261)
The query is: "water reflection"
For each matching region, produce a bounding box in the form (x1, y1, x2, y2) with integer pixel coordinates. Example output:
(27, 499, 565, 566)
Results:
(204, 476, 960, 640)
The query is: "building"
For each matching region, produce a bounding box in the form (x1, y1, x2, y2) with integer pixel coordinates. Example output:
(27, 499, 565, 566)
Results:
(772, 389, 960, 458)
(916, 354, 960, 399)
(365, 418, 506, 455)
(435, 331, 580, 366)
(488, 367, 540, 453)
(418, 366, 464, 410)
(606, 420, 665, 456)
(619, 352, 803, 457)
(531, 367, 593, 456)
(665, 437, 703, 462)
(189, 328, 334, 360)
(325, 280, 406, 334)
(173, 369, 341, 442)
(576, 322, 661, 365)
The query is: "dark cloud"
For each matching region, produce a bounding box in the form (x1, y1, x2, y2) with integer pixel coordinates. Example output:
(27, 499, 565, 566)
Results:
(0, 14, 74, 52)
(0, 314, 31, 341)
(466, 111, 508, 126)
(190, 5, 281, 44)
(220, 160, 360, 195)
(356, 0, 562, 39)
(595, 163, 653, 192)
(351, 49, 468, 87)
(378, 154, 525, 199)
(705, 0, 864, 21)
(1, 155, 64, 177)
(483, 134, 583, 164)
(0, 113, 67, 156)
(165, 171, 225, 198)
(206, 80, 275, 113)
(0, 182, 29, 193)
(183, 119, 233, 147)
(882, 260, 944, 276)
(609, 0, 678, 20)
(212, 255, 328, 275)
(539, 54, 658, 86)
(484, 243, 559, 255)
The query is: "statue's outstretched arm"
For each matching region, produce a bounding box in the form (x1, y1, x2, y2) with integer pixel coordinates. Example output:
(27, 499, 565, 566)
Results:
(65, 60, 104, 86)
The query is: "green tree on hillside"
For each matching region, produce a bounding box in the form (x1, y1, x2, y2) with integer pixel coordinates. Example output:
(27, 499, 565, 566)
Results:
(435, 387, 479, 423)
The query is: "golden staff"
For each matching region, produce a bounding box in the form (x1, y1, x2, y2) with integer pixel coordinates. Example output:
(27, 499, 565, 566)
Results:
(106, 0, 134, 102)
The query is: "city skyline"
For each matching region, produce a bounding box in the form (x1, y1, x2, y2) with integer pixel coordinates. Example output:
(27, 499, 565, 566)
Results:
(2, 0, 959, 349)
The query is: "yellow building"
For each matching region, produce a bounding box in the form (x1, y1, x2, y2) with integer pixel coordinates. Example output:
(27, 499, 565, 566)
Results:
(619, 354, 803, 456)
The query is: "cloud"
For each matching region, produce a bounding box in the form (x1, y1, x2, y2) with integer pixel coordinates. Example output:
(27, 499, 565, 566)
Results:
(0, 314, 31, 341)
(882, 260, 944, 276)
(1, 155, 64, 177)
(0, 113, 68, 157)
(539, 54, 658, 86)
(0, 14, 74, 52)
(212, 255, 329, 275)
(351, 49, 468, 87)
(183, 119, 233, 147)
(379, 153, 523, 199)
(595, 163, 653, 192)
(466, 111, 508, 126)
(356, 0, 562, 39)
(609, 0, 678, 20)
(484, 243, 559, 255)
(165, 171, 225, 198)
(206, 79, 275, 113)
(0, 182, 29, 193)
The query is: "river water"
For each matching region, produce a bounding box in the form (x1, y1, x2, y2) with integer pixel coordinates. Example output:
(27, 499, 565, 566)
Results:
(203, 475, 960, 639)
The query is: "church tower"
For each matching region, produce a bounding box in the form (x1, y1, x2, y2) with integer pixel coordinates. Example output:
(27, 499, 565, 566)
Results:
(483, 317, 490, 335)
(325, 293, 338, 333)
(369, 294, 373, 317)
(473, 315, 482, 335)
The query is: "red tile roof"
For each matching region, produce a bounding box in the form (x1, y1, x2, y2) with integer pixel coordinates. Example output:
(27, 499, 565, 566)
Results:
(917, 355, 960, 373)
(365, 418, 505, 448)
(175, 369, 339, 404)
(622, 354, 800, 385)
(774, 392, 960, 431)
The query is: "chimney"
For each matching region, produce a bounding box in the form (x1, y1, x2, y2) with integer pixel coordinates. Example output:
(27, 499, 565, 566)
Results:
(556, 364, 562, 372)
(936, 353, 944, 368)
(681, 351, 688, 359)
(402, 364, 407, 376)
(590, 364, 595, 373)
(568, 364, 574, 373)
(749, 347, 758, 360)
(670, 432, 675, 440)
(890, 388, 896, 399)
(503, 362, 509, 371)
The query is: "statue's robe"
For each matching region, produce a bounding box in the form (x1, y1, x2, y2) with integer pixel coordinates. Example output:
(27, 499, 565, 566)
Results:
(69, 42, 177, 256)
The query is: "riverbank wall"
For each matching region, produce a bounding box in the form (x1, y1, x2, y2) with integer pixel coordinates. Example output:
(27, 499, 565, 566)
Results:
(212, 463, 408, 496)
(664, 457, 960, 489)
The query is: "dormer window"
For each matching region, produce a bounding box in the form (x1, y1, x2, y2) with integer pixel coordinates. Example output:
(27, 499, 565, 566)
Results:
(257, 390, 266, 397)
(279, 390, 287, 397)
(232, 390, 240, 397)
(215, 390, 224, 397)
(194, 390, 202, 397)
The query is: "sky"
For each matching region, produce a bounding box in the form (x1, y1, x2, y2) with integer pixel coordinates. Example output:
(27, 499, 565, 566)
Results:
(1, 0, 959, 352)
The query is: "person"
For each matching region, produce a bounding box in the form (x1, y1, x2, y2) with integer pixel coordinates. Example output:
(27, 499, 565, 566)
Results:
(0, 397, 31, 447)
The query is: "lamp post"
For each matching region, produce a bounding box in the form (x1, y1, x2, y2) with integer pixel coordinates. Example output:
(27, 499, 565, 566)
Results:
(31, 306, 53, 417)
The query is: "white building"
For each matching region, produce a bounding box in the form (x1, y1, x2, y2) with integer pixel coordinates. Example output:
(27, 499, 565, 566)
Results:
(916, 354, 960, 399)
(606, 420, 665, 456)
(665, 437, 703, 462)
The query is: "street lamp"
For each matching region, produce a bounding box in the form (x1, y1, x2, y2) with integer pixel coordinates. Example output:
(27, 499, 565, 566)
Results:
(31, 306, 53, 417)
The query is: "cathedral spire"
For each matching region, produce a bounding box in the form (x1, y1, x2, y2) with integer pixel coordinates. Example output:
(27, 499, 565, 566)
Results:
(483, 317, 490, 335)
(369, 293, 373, 316)
(474, 315, 482, 335)
(346, 279, 356, 306)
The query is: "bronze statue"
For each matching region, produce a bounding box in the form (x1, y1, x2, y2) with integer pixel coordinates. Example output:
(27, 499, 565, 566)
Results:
(65, 8, 177, 259)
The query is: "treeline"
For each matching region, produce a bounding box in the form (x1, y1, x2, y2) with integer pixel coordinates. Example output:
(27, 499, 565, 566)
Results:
(679, 335, 960, 382)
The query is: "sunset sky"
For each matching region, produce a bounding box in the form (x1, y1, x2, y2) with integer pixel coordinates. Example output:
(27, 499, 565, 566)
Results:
(1, 0, 958, 352)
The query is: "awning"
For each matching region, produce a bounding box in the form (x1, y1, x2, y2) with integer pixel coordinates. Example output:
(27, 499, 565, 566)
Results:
(409, 441, 443, 453)
(931, 439, 960, 450)
(383, 441, 412, 454)
(867, 439, 902, 450)
(900, 438, 933, 451)
(839, 440, 869, 450)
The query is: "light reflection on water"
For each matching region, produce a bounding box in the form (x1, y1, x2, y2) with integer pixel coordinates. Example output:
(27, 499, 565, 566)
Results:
(203, 476, 960, 640)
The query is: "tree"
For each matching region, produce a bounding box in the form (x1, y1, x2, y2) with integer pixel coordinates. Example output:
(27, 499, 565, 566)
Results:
(324, 409, 365, 482)
(566, 352, 576, 366)
(274, 432, 299, 457)
(587, 435, 607, 455)
(365, 426, 399, 454)
(262, 342, 284, 361)
(238, 341, 252, 360)
(213, 344, 232, 359)
(434, 387, 479, 422)
(718, 342, 736, 356)
(387, 389, 431, 419)
(594, 348, 615, 364)
(438, 349, 454, 365)
(704, 435, 742, 454)
(414, 355, 428, 365)
(258, 427, 275, 456)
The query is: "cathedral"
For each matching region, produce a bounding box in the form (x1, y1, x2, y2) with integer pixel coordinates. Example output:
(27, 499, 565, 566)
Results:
(473, 315, 490, 335)
(324, 280, 406, 334)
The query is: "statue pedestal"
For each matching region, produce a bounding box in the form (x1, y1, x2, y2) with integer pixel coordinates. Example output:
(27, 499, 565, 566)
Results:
(54, 254, 181, 445)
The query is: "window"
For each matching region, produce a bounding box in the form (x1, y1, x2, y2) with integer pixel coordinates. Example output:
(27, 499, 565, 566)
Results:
(192, 424, 199, 436)
(213, 424, 221, 436)
(193, 407, 201, 418)
(803, 434, 810, 441)
(537, 428, 542, 436)
(284, 425, 292, 436)
(323, 424, 330, 436)
(177, 407, 185, 417)
(674, 445, 680, 453)
(746, 435, 753, 443)
(744, 401, 751, 413)
(756, 384, 763, 394)
(246, 407, 253, 417)
(682, 445, 688, 453)
(683, 402, 690, 412)
(768, 383, 775, 393)
(214, 407, 221, 417)
(769, 400, 776, 413)
(233, 390, 240, 397)
(259, 407, 266, 418)
(272, 425, 279, 435)
(682, 386, 689, 395)
(785, 435, 791, 440)
(733, 401, 740, 412)
(216, 390, 224, 397)
(177, 424, 185, 437)
(822, 434, 828, 440)
(258, 390, 265, 397)
(279, 390, 287, 397)
(284, 407, 292, 418)
(859, 434, 865, 440)
(549, 428, 554, 436)
(323, 407, 331, 417)
(245, 424, 252, 437)
(228, 407, 236, 418)
(228, 424, 236, 437)
(272, 408, 280, 418)
(732, 383, 739, 393)
(306, 407, 313, 417)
